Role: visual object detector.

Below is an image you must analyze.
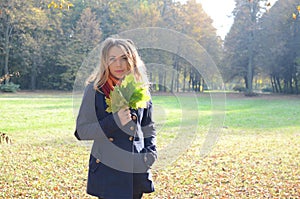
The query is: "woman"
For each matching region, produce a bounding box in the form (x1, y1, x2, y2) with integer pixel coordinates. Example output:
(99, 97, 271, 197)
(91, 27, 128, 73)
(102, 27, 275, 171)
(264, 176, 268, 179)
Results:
(74, 37, 157, 199)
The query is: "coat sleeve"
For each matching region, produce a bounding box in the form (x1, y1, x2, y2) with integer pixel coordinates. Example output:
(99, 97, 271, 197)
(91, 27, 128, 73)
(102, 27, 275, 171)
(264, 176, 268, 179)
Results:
(140, 100, 157, 168)
(74, 84, 123, 140)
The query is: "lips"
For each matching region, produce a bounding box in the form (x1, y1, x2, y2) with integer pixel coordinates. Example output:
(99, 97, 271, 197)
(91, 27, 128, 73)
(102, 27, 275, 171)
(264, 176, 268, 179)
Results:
(114, 70, 124, 73)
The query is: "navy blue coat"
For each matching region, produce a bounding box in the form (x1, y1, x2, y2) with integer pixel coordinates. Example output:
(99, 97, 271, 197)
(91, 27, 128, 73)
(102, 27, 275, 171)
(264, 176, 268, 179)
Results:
(74, 83, 157, 199)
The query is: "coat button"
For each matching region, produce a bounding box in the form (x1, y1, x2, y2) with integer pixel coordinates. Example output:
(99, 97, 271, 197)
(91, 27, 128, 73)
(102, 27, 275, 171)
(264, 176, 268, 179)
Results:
(129, 136, 134, 141)
(96, 159, 100, 163)
(130, 126, 135, 131)
(132, 115, 137, 120)
(108, 137, 114, 142)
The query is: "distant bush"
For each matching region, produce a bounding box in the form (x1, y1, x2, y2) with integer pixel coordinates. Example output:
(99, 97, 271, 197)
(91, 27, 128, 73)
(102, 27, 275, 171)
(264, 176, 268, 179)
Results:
(245, 91, 258, 97)
(0, 82, 20, 93)
(261, 87, 273, 93)
(233, 85, 246, 92)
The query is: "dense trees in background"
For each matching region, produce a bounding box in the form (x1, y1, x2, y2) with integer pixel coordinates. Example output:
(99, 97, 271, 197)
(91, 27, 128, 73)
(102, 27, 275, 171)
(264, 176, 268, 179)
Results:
(223, 0, 300, 94)
(223, 0, 272, 94)
(257, 0, 300, 94)
(0, 0, 221, 91)
(1, 0, 300, 94)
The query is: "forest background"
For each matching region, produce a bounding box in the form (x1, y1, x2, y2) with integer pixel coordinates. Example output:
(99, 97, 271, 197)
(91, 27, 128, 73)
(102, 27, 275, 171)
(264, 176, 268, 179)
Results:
(1, 0, 300, 197)
(1, 0, 300, 95)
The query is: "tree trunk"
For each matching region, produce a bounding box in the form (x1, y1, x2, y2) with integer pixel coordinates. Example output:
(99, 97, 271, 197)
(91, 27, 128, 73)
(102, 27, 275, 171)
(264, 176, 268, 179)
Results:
(295, 74, 299, 94)
(158, 71, 163, 91)
(195, 73, 200, 92)
(149, 72, 155, 91)
(244, 75, 248, 90)
(246, 0, 258, 94)
(163, 71, 167, 92)
(171, 55, 179, 93)
(188, 68, 193, 92)
(31, 62, 37, 90)
(198, 77, 202, 92)
(247, 31, 254, 93)
(284, 79, 288, 94)
(271, 75, 277, 93)
(289, 78, 293, 94)
(176, 63, 180, 92)
(4, 19, 12, 78)
(170, 65, 175, 92)
(276, 77, 282, 93)
(183, 66, 187, 92)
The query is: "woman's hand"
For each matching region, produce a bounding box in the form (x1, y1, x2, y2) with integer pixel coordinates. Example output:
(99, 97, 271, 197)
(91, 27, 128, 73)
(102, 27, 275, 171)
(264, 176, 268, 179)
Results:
(117, 107, 132, 126)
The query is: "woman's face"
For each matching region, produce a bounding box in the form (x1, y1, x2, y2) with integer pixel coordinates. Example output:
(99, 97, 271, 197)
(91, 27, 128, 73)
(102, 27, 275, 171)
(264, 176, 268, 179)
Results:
(107, 46, 129, 79)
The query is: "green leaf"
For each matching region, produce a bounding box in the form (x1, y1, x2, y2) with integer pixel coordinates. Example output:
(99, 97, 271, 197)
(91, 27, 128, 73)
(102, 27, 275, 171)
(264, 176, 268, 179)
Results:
(105, 74, 150, 113)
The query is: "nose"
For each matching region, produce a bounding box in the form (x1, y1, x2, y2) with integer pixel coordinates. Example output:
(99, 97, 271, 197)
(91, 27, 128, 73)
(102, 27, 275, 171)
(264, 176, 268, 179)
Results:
(115, 58, 122, 66)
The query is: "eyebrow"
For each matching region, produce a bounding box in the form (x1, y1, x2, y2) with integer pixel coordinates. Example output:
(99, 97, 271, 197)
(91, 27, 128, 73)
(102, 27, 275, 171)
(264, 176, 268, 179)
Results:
(109, 54, 126, 59)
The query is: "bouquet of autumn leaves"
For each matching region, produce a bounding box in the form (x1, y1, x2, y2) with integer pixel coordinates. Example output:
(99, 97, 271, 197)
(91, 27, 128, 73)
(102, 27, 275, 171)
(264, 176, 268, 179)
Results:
(105, 74, 150, 113)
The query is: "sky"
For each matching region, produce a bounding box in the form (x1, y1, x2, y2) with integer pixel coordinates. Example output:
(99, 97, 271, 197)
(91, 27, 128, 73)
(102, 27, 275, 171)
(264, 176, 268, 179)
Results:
(199, 0, 236, 39)
(195, 0, 278, 39)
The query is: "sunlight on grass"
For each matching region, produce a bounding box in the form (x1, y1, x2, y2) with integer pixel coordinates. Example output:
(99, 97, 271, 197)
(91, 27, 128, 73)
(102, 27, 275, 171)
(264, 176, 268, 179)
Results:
(1, 92, 299, 198)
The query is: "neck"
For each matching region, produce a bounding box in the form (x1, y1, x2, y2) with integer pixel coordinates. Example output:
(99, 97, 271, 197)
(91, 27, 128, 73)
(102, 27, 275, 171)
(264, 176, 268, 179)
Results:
(109, 74, 121, 81)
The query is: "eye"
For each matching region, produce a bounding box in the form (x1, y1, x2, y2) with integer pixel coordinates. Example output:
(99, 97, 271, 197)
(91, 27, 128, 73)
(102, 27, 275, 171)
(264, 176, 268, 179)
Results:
(109, 57, 116, 62)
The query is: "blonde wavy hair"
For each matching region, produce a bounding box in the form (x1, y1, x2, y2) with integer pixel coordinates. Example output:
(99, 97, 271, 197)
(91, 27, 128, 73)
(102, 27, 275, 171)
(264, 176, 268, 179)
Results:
(87, 37, 149, 92)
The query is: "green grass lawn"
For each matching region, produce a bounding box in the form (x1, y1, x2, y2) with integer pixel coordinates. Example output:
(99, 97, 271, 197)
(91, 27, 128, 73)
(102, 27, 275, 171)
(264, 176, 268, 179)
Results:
(0, 92, 299, 198)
